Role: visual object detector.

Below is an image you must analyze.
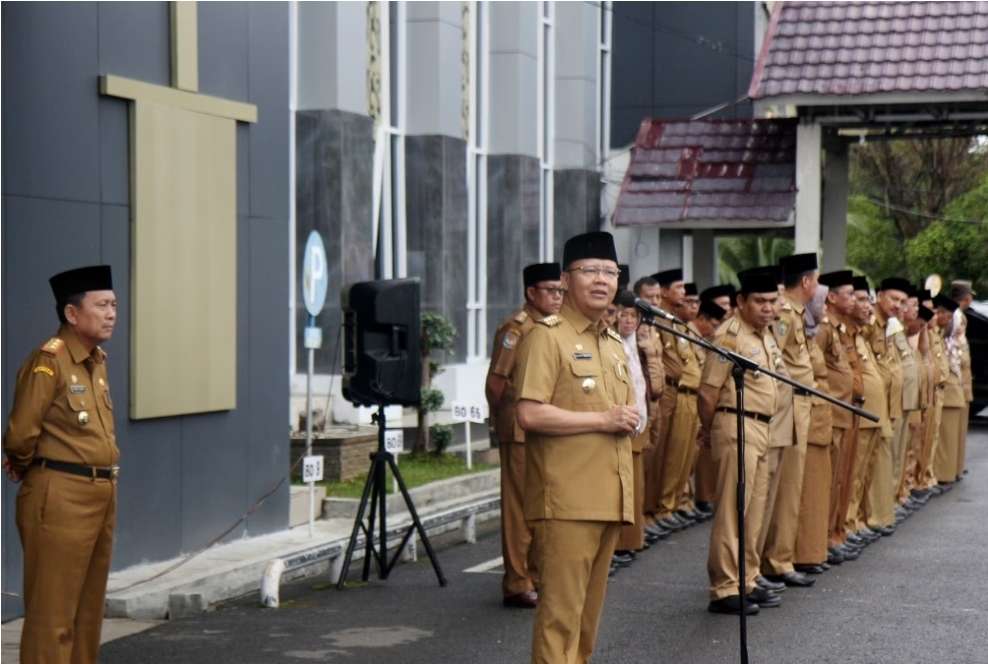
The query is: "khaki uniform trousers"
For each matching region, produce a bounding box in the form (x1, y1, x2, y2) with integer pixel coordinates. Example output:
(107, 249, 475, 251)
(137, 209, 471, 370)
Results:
(845, 428, 881, 532)
(935, 406, 963, 483)
(762, 396, 811, 575)
(17, 467, 117, 664)
(890, 412, 914, 502)
(617, 450, 646, 551)
(896, 411, 924, 502)
(644, 386, 676, 518)
(918, 390, 945, 489)
(829, 424, 856, 546)
(656, 392, 699, 518)
(864, 429, 894, 530)
(956, 403, 970, 479)
(707, 415, 779, 600)
(694, 441, 718, 505)
(531, 520, 620, 664)
(500, 441, 537, 596)
(794, 429, 837, 566)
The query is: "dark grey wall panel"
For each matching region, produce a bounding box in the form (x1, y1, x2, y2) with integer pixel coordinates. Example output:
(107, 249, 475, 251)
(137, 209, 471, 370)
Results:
(295, 109, 374, 374)
(97, 2, 170, 86)
(246, 216, 290, 534)
(1, 2, 101, 202)
(610, 1, 755, 147)
(553, 169, 600, 263)
(248, 2, 290, 221)
(197, 1, 249, 103)
(2, 2, 291, 619)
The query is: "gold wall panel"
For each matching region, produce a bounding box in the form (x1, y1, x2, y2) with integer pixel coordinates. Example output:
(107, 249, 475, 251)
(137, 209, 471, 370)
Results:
(130, 100, 237, 419)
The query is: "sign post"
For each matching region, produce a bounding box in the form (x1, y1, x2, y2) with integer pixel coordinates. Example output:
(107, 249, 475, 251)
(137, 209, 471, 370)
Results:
(302, 231, 329, 537)
(451, 402, 487, 469)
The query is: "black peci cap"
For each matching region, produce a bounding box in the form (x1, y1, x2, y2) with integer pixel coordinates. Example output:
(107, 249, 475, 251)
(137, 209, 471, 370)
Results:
(652, 268, 683, 286)
(684, 282, 698, 296)
(737, 266, 779, 295)
(699, 299, 727, 321)
(701, 284, 735, 302)
(852, 276, 870, 292)
(523, 262, 561, 288)
(50, 265, 113, 302)
(918, 305, 935, 321)
(562, 231, 618, 268)
(879, 277, 912, 295)
(614, 289, 636, 308)
(819, 270, 854, 289)
(618, 264, 631, 289)
(933, 293, 959, 312)
(779, 252, 819, 281)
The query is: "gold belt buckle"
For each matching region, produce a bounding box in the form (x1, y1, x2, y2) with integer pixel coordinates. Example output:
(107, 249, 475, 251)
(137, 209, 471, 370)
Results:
(110, 465, 120, 480)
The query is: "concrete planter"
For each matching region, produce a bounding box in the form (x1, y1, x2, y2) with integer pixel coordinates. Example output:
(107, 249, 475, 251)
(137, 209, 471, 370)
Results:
(290, 425, 378, 482)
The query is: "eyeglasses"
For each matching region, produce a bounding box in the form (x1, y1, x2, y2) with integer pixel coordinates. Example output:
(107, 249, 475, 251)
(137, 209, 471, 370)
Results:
(568, 266, 621, 280)
(535, 287, 567, 297)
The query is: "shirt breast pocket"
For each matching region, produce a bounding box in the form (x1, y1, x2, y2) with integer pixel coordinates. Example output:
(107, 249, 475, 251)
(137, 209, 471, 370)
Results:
(65, 392, 91, 427)
(567, 360, 605, 407)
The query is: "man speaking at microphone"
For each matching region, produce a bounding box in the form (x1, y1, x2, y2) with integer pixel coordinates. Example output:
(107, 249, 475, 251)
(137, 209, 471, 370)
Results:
(513, 231, 639, 664)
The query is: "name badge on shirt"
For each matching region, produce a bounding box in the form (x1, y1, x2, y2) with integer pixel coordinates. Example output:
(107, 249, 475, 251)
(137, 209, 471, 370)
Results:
(69, 384, 86, 394)
(573, 352, 593, 360)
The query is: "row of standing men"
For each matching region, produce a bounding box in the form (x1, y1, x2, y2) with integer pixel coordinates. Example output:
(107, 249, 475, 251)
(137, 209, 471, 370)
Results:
(485, 231, 975, 663)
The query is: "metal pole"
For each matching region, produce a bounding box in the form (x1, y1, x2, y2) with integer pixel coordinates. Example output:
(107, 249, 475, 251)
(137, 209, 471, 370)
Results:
(465, 421, 473, 470)
(306, 343, 315, 538)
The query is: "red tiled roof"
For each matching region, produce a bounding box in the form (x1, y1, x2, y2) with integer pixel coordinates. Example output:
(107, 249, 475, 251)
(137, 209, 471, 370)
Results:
(612, 119, 797, 227)
(749, 1, 988, 99)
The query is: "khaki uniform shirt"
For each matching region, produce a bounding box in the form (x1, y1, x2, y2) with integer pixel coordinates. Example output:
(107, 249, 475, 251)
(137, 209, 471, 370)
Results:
(815, 312, 859, 430)
(898, 327, 920, 412)
(855, 332, 890, 435)
(4, 326, 118, 474)
(636, 325, 666, 400)
(660, 320, 702, 390)
(806, 340, 833, 446)
(487, 304, 540, 444)
(774, 294, 815, 387)
(513, 301, 635, 523)
(869, 309, 904, 421)
(942, 331, 966, 409)
(702, 316, 787, 453)
(930, 326, 950, 392)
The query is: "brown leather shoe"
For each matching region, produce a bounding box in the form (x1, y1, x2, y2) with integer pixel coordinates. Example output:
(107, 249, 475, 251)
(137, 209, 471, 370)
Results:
(503, 591, 538, 609)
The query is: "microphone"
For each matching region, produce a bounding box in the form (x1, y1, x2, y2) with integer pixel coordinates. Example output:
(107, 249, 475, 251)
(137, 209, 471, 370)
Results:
(634, 298, 679, 323)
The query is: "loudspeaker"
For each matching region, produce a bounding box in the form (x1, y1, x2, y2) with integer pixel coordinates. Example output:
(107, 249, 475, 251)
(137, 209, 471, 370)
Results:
(342, 279, 421, 407)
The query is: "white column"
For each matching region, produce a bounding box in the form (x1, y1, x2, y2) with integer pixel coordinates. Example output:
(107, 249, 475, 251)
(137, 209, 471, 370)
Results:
(794, 122, 822, 254)
(821, 139, 850, 271)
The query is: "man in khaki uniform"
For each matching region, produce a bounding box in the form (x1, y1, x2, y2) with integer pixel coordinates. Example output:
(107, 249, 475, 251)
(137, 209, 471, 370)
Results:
(486, 262, 563, 609)
(814, 270, 863, 564)
(692, 299, 728, 514)
(652, 268, 702, 531)
(674, 282, 706, 520)
(514, 231, 639, 664)
(701, 284, 736, 319)
(900, 300, 935, 505)
(846, 277, 892, 538)
(760, 253, 819, 588)
(916, 293, 949, 493)
(933, 294, 964, 485)
(862, 278, 911, 533)
(892, 291, 923, 520)
(701, 267, 790, 615)
(4, 265, 119, 664)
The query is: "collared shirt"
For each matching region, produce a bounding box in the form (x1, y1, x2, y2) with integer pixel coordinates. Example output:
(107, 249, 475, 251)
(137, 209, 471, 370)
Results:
(897, 326, 920, 412)
(855, 332, 889, 434)
(816, 310, 860, 430)
(806, 340, 834, 446)
(871, 308, 904, 421)
(513, 300, 635, 523)
(4, 325, 118, 472)
(774, 292, 815, 387)
(659, 315, 702, 390)
(487, 303, 540, 443)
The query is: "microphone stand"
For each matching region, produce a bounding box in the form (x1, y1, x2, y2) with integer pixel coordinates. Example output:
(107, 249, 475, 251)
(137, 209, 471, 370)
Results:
(639, 312, 876, 664)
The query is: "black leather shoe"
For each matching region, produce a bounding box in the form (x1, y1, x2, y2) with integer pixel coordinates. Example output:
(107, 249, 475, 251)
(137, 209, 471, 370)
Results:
(767, 571, 815, 587)
(644, 532, 661, 545)
(820, 562, 831, 571)
(657, 516, 685, 531)
(612, 552, 634, 567)
(930, 484, 945, 496)
(503, 591, 538, 608)
(645, 523, 672, 539)
(837, 544, 860, 561)
(695, 501, 714, 516)
(826, 548, 844, 565)
(910, 488, 931, 503)
(845, 533, 867, 547)
(858, 527, 881, 541)
(608, 564, 617, 577)
(747, 586, 782, 608)
(794, 564, 826, 575)
(756, 575, 786, 592)
(938, 482, 954, 493)
(672, 512, 695, 527)
(904, 497, 923, 511)
(708, 595, 759, 615)
(876, 525, 896, 536)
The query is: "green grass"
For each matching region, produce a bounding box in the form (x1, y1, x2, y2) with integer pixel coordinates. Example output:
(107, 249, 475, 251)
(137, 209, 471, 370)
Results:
(316, 453, 495, 499)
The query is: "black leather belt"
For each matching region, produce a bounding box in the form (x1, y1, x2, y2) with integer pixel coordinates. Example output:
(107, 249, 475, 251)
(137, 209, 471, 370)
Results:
(665, 378, 697, 396)
(716, 407, 771, 424)
(33, 458, 119, 480)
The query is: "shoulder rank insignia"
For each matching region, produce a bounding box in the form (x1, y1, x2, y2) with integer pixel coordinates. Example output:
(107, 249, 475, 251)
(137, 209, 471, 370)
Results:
(41, 338, 64, 355)
(821, 316, 830, 324)
(781, 302, 792, 311)
(502, 330, 520, 350)
(32, 365, 55, 377)
(537, 315, 561, 327)
(605, 327, 622, 342)
(727, 319, 740, 335)
(513, 310, 529, 325)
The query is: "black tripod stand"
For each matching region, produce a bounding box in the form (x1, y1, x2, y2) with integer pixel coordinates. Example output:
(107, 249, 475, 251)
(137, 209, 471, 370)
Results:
(638, 309, 875, 664)
(336, 405, 447, 589)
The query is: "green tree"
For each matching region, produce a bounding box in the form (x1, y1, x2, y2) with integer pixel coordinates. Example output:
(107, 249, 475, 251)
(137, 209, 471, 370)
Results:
(717, 233, 793, 284)
(415, 312, 457, 454)
(905, 176, 988, 294)
(846, 195, 907, 284)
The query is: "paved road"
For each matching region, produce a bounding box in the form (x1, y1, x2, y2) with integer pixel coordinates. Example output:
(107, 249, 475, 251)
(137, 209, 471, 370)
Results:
(102, 427, 988, 663)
